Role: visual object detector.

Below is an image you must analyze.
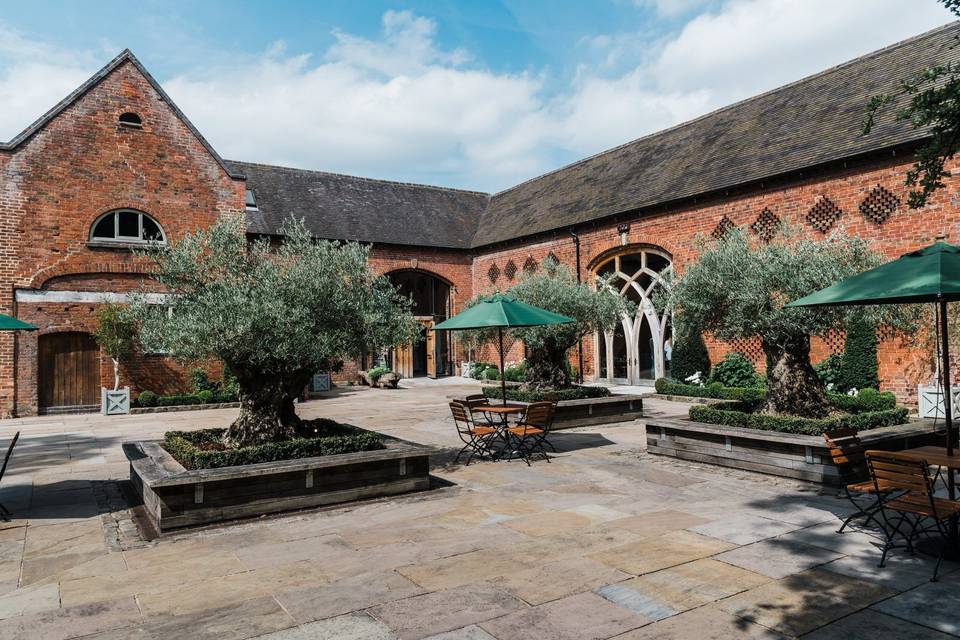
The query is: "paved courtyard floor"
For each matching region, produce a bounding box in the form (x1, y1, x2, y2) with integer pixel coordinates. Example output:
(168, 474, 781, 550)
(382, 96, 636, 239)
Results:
(0, 381, 955, 639)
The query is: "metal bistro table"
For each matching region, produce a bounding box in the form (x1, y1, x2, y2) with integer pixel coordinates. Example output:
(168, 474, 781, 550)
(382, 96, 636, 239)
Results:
(898, 445, 960, 559)
(474, 403, 525, 459)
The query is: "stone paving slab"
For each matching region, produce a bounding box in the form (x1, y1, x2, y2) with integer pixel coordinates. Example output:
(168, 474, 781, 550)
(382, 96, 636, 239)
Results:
(604, 510, 713, 537)
(276, 571, 425, 624)
(252, 612, 395, 640)
(688, 514, 804, 545)
(610, 605, 786, 639)
(595, 558, 769, 620)
(716, 568, 895, 637)
(870, 572, 960, 636)
(478, 591, 651, 640)
(369, 583, 525, 639)
(490, 556, 630, 606)
(0, 596, 143, 640)
(802, 610, 957, 639)
(713, 537, 844, 579)
(588, 530, 735, 575)
(421, 625, 496, 640)
(141, 595, 295, 640)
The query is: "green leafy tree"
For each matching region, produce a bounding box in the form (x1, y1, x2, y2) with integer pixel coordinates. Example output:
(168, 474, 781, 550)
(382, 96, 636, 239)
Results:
(863, 0, 960, 207)
(135, 216, 419, 447)
(670, 229, 911, 417)
(466, 260, 630, 390)
(93, 303, 137, 391)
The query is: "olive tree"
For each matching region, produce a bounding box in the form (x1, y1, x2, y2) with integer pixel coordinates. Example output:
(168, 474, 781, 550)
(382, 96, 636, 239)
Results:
(136, 216, 419, 447)
(93, 303, 137, 391)
(670, 228, 911, 417)
(466, 260, 630, 389)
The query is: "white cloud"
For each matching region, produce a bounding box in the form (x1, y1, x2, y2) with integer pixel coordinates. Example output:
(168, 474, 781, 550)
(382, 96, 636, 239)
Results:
(0, 3, 955, 190)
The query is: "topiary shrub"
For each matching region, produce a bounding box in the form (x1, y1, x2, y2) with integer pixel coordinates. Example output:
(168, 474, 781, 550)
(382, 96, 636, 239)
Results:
(689, 401, 908, 435)
(366, 365, 392, 383)
(136, 390, 158, 407)
(670, 322, 711, 381)
(197, 389, 215, 404)
(709, 353, 760, 388)
(654, 378, 765, 402)
(163, 420, 383, 470)
(837, 318, 879, 392)
(484, 367, 501, 381)
(482, 385, 610, 402)
(503, 361, 526, 382)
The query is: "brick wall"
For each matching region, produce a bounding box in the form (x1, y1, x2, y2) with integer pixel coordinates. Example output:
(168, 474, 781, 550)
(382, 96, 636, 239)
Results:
(471, 151, 960, 403)
(0, 59, 245, 416)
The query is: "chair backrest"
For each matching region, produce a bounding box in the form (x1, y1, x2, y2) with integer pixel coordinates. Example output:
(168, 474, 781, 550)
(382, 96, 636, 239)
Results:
(521, 401, 554, 431)
(449, 401, 474, 438)
(865, 450, 935, 501)
(0, 432, 19, 484)
(823, 428, 869, 484)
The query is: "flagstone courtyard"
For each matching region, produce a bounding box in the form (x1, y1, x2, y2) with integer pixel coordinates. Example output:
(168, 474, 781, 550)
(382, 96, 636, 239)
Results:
(0, 381, 955, 639)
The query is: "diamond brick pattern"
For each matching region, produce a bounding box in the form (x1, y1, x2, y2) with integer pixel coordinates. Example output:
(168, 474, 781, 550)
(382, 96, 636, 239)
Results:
(729, 337, 765, 367)
(523, 256, 538, 274)
(546, 251, 560, 265)
(750, 208, 780, 243)
(504, 260, 517, 280)
(859, 186, 899, 224)
(712, 216, 735, 240)
(806, 197, 842, 233)
(487, 263, 500, 284)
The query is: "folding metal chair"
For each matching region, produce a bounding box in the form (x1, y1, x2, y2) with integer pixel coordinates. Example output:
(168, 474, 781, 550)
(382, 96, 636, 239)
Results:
(866, 449, 960, 581)
(823, 428, 891, 533)
(449, 401, 497, 465)
(0, 432, 20, 521)
(506, 401, 555, 465)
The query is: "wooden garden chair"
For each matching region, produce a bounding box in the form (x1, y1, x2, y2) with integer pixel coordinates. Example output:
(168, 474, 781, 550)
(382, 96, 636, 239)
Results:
(865, 450, 960, 581)
(449, 401, 498, 465)
(823, 428, 893, 533)
(0, 432, 20, 521)
(506, 401, 555, 465)
(464, 394, 498, 426)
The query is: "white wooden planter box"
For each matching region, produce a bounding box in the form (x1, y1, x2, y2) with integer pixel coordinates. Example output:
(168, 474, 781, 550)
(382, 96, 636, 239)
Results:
(102, 387, 130, 415)
(918, 385, 960, 419)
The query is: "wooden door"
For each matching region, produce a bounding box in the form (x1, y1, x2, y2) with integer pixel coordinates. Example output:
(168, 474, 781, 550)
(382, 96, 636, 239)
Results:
(38, 332, 100, 408)
(425, 321, 436, 378)
(393, 343, 413, 378)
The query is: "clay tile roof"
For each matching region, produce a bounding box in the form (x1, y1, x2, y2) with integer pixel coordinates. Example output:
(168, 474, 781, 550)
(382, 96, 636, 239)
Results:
(471, 21, 960, 247)
(227, 161, 489, 249)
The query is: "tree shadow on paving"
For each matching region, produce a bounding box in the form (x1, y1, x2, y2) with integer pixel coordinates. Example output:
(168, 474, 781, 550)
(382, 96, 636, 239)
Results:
(430, 432, 614, 472)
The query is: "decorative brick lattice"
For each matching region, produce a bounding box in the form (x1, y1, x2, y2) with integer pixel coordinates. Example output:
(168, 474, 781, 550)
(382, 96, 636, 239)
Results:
(729, 337, 765, 366)
(504, 259, 517, 280)
(806, 197, 842, 233)
(750, 208, 781, 243)
(487, 263, 500, 284)
(822, 330, 846, 355)
(859, 186, 899, 224)
(523, 256, 538, 274)
(546, 251, 560, 265)
(711, 216, 735, 240)
(877, 324, 899, 343)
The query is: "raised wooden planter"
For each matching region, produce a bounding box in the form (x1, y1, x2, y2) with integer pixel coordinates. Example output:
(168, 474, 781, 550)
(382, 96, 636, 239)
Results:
(553, 395, 644, 429)
(646, 418, 938, 485)
(124, 435, 435, 532)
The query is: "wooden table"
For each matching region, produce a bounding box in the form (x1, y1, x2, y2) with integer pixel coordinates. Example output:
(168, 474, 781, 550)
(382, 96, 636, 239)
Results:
(897, 445, 960, 470)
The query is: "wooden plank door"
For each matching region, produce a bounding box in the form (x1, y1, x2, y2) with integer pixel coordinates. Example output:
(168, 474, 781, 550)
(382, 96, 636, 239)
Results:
(425, 321, 436, 378)
(38, 332, 100, 408)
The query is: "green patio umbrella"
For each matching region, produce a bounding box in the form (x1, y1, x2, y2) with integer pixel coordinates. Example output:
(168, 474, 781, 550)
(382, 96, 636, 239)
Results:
(787, 239, 960, 528)
(433, 294, 575, 405)
(0, 314, 36, 331)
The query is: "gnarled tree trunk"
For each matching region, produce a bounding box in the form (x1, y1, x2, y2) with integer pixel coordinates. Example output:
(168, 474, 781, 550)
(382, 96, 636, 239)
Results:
(223, 368, 313, 448)
(523, 338, 572, 391)
(761, 335, 831, 418)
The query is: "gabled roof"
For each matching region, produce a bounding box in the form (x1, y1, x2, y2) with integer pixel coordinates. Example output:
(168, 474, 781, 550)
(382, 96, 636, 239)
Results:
(230, 161, 488, 249)
(472, 21, 960, 247)
(0, 49, 245, 180)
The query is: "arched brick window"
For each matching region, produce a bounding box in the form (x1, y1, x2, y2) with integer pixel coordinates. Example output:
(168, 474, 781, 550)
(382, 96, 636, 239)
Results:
(89, 209, 166, 246)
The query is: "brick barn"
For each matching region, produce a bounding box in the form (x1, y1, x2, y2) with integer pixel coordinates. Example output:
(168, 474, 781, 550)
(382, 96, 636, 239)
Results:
(1, 23, 959, 417)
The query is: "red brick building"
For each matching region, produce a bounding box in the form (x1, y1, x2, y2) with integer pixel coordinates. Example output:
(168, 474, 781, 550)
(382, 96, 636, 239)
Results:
(1, 24, 959, 416)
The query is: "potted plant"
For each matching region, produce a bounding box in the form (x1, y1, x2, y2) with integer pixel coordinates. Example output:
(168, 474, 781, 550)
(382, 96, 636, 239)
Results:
(93, 303, 137, 415)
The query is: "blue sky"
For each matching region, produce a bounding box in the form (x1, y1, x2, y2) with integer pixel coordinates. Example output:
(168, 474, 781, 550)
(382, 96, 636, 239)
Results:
(0, 1, 955, 191)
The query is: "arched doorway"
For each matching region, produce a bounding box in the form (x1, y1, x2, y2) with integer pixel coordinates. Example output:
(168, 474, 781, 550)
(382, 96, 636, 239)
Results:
(593, 248, 672, 384)
(387, 270, 452, 378)
(38, 332, 100, 411)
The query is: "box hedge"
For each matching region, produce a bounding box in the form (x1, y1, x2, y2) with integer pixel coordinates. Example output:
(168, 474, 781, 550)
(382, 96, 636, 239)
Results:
(163, 419, 383, 470)
(481, 385, 611, 402)
(688, 401, 908, 436)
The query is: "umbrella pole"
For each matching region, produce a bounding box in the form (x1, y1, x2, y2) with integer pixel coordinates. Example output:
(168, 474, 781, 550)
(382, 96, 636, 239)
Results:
(940, 298, 958, 545)
(498, 327, 507, 407)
